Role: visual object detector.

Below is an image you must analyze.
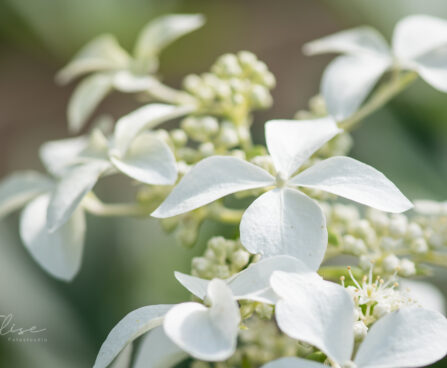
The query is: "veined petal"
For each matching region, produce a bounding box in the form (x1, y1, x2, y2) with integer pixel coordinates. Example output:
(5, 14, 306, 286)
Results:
(0, 171, 53, 219)
(322, 55, 390, 121)
(68, 72, 114, 134)
(400, 280, 445, 315)
(240, 188, 327, 270)
(133, 326, 188, 368)
(111, 133, 177, 185)
(39, 136, 88, 177)
(393, 15, 447, 62)
(175, 256, 317, 304)
(303, 26, 390, 56)
(152, 156, 274, 218)
(56, 34, 130, 84)
(291, 156, 413, 213)
(265, 118, 341, 178)
(271, 271, 355, 365)
(134, 14, 205, 69)
(109, 343, 133, 368)
(19, 194, 86, 281)
(164, 279, 240, 361)
(112, 103, 191, 157)
(354, 307, 447, 368)
(414, 46, 447, 92)
(47, 160, 111, 232)
(174, 271, 210, 300)
(262, 357, 325, 368)
(228, 255, 319, 303)
(93, 305, 173, 368)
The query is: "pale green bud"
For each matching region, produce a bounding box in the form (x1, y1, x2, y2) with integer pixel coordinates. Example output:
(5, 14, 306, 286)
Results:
(411, 237, 428, 253)
(399, 258, 416, 276)
(170, 129, 188, 147)
(383, 254, 400, 272)
(231, 249, 250, 270)
(250, 84, 273, 109)
(199, 142, 215, 157)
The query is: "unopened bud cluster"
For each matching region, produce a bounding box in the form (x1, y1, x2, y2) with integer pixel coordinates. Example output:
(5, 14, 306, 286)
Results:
(191, 236, 252, 279)
(183, 51, 275, 120)
(325, 203, 447, 277)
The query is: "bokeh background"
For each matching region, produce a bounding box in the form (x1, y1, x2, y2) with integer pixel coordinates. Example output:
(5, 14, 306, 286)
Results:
(1, 0, 447, 367)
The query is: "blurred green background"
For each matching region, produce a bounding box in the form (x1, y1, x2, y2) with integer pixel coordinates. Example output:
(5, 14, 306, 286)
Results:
(0, 0, 447, 367)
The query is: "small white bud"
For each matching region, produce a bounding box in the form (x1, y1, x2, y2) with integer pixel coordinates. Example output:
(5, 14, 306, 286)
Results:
(238, 50, 257, 67)
(170, 129, 187, 147)
(411, 237, 428, 254)
(399, 259, 416, 276)
(250, 84, 272, 108)
(218, 123, 239, 147)
(389, 214, 408, 237)
(373, 302, 391, 318)
(383, 254, 400, 272)
(231, 249, 250, 270)
(183, 74, 202, 93)
(200, 116, 219, 135)
(380, 236, 398, 251)
(407, 222, 423, 238)
(199, 142, 215, 157)
(353, 321, 368, 341)
(177, 161, 190, 176)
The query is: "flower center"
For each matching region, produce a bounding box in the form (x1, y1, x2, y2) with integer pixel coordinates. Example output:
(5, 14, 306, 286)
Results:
(275, 172, 288, 188)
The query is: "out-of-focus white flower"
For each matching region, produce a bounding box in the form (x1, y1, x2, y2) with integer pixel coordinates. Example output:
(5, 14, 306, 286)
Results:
(153, 118, 412, 268)
(265, 271, 447, 368)
(56, 14, 204, 132)
(304, 15, 447, 121)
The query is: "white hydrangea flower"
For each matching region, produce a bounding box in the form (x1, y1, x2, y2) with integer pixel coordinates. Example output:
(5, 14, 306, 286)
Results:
(0, 109, 181, 281)
(56, 14, 204, 132)
(175, 255, 320, 304)
(94, 279, 240, 368)
(153, 118, 412, 268)
(265, 271, 447, 368)
(304, 15, 447, 120)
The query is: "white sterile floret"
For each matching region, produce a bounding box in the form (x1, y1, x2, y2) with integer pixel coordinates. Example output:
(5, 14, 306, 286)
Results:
(153, 118, 413, 267)
(57, 14, 204, 133)
(265, 270, 447, 368)
(303, 15, 447, 121)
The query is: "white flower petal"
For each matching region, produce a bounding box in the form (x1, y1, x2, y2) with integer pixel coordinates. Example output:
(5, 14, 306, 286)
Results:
(19, 194, 86, 281)
(175, 256, 317, 304)
(271, 271, 354, 364)
(174, 271, 210, 300)
(228, 255, 319, 303)
(414, 46, 447, 92)
(111, 133, 177, 185)
(164, 279, 240, 361)
(133, 326, 188, 368)
(152, 156, 274, 218)
(240, 188, 327, 270)
(112, 103, 191, 157)
(93, 305, 173, 368)
(354, 307, 447, 368)
(68, 72, 114, 134)
(303, 26, 390, 56)
(39, 136, 89, 177)
(322, 55, 390, 121)
(109, 343, 133, 368)
(47, 161, 111, 232)
(0, 171, 53, 218)
(56, 34, 130, 84)
(393, 15, 447, 62)
(400, 280, 446, 315)
(113, 70, 158, 93)
(291, 156, 413, 213)
(134, 14, 205, 69)
(262, 357, 325, 368)
(265, 118, 341, 178)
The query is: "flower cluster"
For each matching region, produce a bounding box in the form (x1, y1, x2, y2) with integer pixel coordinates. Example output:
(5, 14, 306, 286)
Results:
(1, 12, 447, 368)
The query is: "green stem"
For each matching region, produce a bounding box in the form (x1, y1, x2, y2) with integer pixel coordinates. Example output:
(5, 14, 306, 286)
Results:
(82, 193, 151, 217)
(339, 71, 418, 131)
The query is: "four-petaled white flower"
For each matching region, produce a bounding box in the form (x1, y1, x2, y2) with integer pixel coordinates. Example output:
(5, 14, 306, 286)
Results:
(153, 118, 412, 268)
(57, 14, 203, 133)
(94, 279, 240, 368)
(264, 271, 447, 368)
(0, 105, 183, 280)
(304, 15, 447, 120)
